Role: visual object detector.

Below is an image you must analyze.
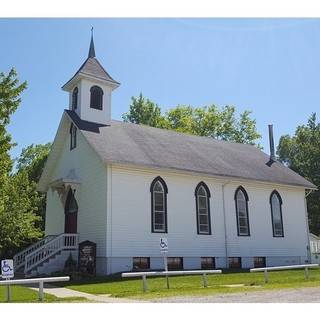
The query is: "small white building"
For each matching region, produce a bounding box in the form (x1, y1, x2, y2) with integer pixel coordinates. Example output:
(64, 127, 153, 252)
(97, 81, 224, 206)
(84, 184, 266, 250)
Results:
(14, 36, 316, 276)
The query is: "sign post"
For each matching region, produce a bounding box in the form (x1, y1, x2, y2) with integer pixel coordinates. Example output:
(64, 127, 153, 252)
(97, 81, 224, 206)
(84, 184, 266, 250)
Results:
(1, 259, 14, 302)
(159, 238, 169, 289)
(78, 240, 97, 276)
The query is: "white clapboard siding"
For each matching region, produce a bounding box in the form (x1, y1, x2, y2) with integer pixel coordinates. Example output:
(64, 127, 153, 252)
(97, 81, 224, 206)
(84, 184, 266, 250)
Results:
(108, 165, 309, 263)
(45, 123, 107, 257)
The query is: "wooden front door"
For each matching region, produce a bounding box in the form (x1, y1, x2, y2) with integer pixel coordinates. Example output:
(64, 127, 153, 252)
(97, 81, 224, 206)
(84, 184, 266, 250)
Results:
(65, 189, 78, 234)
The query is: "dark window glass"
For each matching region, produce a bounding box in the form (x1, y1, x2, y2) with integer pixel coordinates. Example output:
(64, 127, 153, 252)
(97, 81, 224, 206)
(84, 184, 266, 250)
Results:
(167, 257, 183, 270)
(151, 177, 168, 233)
(254, 257, 266, 268)
(70, 123, 77, 150)
(270, 191, 284, 237)
(72, 87, 78, 110)
(201, 257, 215, 269)
(195, 182, 211, 235)
(228, 257, 242, 269)
(133, 257, 150, 270)
(235, 187, 250, 236)
(90, 86, 103, 110)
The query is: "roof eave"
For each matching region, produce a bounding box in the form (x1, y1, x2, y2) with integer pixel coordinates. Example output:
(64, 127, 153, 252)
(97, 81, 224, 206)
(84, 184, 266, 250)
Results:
(62, 72, 120, 92)
(100, 159, 317, 190)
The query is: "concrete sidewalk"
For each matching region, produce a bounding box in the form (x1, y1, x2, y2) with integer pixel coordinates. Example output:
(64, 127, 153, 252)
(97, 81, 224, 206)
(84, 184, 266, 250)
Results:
(28, 284, 144, 303)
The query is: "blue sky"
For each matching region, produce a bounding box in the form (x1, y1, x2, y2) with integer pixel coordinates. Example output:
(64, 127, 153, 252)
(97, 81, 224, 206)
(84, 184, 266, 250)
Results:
(1, 18, 320, 159)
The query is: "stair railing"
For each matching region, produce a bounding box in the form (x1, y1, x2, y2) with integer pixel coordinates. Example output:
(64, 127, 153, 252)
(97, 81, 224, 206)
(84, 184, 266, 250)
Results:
(13, 235, 57, 270)
(24, 233, 79, 274)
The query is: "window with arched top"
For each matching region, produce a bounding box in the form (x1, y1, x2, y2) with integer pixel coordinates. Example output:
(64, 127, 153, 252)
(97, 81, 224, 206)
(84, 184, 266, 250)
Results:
(270, 190, 284, 237)
(90, 85, 103, 110)
(72, 87, 78, 110)
(235, 186, 250, 236)
(150, 177, 168, 233)
(70, 123, 77, 150)
(195, 182, 211, 235)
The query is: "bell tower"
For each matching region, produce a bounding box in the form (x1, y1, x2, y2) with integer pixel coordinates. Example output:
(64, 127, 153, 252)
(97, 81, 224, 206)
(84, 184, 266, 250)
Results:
(62, 29, 120, 125)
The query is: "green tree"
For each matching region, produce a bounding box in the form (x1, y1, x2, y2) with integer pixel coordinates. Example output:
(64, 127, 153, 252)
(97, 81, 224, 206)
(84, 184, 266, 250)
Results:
(16, 143, 52, 231)
(122, 93, 164, 127)
(0, 171, 42, 258)
(0, 68, 42, 259)
(16, 143, 52, 183)
(277, 113, 320, 234)
(123, 94, 261, 146)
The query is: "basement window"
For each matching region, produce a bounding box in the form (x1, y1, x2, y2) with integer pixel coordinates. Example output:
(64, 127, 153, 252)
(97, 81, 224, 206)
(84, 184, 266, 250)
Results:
(133, 257, 150, 270)
(254, 257, 266, 268)
(228, 257, 242, 269)
(201, 257, 215, 270)
(167, 257, 183, 270)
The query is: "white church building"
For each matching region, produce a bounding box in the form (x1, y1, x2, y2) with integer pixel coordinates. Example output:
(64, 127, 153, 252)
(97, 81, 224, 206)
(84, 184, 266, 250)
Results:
(14, 35, 316, 276)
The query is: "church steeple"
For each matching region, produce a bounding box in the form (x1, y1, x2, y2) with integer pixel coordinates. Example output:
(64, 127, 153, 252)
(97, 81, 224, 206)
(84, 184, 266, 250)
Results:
(88, 27, 96, 58)
(62, 30, 120, 125)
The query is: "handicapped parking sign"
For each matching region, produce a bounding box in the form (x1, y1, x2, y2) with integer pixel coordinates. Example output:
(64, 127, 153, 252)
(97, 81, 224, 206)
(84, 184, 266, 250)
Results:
(159, 238, 168, 253)
(1, 259, 14, 279)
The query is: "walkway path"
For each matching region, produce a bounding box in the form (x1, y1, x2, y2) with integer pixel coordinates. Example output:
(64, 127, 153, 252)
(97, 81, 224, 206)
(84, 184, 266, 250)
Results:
(28, 284, 143, 303)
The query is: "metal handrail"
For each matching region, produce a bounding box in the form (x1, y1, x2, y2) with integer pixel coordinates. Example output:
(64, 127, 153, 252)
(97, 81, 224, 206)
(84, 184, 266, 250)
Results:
(122, 269, 222, 292)
(250, 263, 319, 282)
(0, 276, 70, 302)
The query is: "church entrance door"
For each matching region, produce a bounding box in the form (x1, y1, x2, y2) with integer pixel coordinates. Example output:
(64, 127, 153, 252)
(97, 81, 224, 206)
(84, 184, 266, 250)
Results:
(64, 189, 78, 233)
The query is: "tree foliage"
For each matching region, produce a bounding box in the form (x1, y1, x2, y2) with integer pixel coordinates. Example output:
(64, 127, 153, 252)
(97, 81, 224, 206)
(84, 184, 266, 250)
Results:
(123, 94, 261, 146)
(122, 93, 163, 127)
(16, 143, 52, 231)
(277, 113, 320, 235)
(16, 143, 52, 183)
(0, 68, 42, 259)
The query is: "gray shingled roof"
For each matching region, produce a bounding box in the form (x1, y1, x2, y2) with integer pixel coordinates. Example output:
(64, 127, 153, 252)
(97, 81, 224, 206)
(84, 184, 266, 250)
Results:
(63, 57, 120, 88)
(65, 110, 316, 189)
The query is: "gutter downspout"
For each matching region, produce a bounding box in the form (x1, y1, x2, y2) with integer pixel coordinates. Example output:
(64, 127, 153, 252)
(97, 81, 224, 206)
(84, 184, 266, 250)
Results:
(305, 189, 314, 263)
(222, 181, 231, 268)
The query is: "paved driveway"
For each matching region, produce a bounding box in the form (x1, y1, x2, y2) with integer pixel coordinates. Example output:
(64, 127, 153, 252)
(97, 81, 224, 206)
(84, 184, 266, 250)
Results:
(152, 287, 320, 303)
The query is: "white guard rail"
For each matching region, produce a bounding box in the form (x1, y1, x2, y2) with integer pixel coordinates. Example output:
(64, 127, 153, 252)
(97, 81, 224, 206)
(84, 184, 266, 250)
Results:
(0, 276, 70, 302)
(250, 263, 319, 282)
(122, 269, 222, 292)
(24, 233, 78, 274)
(13, 235, 57, 270)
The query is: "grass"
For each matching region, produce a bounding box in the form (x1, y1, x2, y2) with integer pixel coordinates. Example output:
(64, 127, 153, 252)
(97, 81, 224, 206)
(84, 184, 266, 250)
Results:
(4, 269, 320, 302)
(59, 268, 320, 300)
(0, 285, 87, 303)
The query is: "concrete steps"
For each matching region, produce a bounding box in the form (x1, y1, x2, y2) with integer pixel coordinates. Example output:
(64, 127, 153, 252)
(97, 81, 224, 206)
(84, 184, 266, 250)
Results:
(27, 250, 78, 277)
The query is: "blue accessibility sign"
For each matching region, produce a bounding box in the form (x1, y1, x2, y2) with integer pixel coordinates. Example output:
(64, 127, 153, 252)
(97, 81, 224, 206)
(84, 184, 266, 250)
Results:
(1, 259, 14, 278)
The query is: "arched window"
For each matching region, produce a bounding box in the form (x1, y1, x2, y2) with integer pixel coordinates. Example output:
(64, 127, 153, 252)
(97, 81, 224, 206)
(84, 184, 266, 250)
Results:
(235, 186, 250, 236)
(72, 87, 78, 110)
(70, 123, 77, 150)
(270, 190, 284, 237)
(150, 177, 168, 233)
(195, 182, 211, 235)
(90, 85, 103, 110)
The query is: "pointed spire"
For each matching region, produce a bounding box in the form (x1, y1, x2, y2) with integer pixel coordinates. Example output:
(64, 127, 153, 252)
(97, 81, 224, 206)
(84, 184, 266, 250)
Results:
(88, 27, 96, 58)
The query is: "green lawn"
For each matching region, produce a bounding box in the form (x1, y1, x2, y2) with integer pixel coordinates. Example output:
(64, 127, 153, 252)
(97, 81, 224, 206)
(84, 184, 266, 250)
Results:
(60, 268, 320, 300)
(0, 285, 87, 303)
